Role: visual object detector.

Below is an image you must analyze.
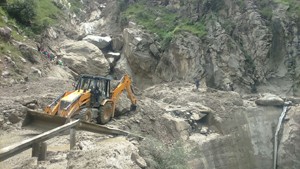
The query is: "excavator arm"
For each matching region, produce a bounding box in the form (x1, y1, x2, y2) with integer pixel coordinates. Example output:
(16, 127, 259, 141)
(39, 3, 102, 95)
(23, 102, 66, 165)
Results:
(108, 74, 137, 117)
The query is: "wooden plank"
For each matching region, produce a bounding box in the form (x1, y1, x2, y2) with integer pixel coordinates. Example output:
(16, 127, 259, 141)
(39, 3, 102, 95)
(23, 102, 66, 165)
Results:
(31, 143, 40, 158)
(0, 120, 80, 162)
(70, 128, 76, 150)
(39, 142, 47, 161)
(78, 121, 129, 135)
(78, 121, 144, 139)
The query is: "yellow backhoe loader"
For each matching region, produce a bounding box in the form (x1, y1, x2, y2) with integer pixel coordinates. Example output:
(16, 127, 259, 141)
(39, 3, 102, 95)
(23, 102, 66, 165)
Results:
(23, 74, 137, 128)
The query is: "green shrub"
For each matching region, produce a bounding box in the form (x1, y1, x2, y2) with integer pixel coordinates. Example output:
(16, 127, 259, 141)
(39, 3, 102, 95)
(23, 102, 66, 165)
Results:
(6, 0, 36, 26)
(255, 0, 273, 21)
(174, 21, 207, 37)
(161, 32, 173, 50)
(31, 17, 51, 34)
(119, 15, 128, 26)
(260, 6, 273, 20)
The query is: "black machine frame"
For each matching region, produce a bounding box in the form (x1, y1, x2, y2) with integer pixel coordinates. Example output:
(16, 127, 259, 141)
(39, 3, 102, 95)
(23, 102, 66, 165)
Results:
(75, 75, 111, 106)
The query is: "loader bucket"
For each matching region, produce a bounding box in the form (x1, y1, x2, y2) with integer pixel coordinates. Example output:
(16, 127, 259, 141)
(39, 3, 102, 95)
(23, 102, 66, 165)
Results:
(22, 109, 69, 131)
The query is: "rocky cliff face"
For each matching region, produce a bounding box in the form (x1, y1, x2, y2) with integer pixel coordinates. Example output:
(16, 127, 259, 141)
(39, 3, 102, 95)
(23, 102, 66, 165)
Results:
(46, 0, 300, 95)
(114, 0, 300, 96)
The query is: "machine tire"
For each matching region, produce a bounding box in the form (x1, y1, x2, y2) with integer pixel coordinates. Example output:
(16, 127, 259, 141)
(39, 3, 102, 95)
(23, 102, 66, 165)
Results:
(97, 102, 113, 124)
(73, 108, 92, 122)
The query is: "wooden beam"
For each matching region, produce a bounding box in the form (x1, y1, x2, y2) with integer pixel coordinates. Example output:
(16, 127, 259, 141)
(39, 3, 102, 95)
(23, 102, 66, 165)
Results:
(31, 143, 40, 158)
(39, 142, 47, 161)
(0, 120, 80, 162)
(70, 128, 76, 150)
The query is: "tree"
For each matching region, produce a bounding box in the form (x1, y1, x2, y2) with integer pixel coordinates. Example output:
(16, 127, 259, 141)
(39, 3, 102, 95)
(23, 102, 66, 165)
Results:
(6, 0, 37, 26)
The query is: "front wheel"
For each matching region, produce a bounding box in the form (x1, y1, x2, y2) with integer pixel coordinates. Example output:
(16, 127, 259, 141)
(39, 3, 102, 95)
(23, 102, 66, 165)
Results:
(97, 102, 113, 124)
(73, 108, 92, 122)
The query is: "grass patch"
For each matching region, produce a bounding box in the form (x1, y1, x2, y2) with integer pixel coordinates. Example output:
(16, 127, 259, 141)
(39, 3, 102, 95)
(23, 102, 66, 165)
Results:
(35, 0, 61, 25)
(121, 1, 206, 50)
(174, 21, 207, 37)
(0, 7, 7, 27)
(0, 40, 21, 56)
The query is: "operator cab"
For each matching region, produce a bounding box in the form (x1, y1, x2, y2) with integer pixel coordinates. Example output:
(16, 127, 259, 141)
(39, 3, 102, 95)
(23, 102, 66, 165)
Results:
(75, 75, 111, 107)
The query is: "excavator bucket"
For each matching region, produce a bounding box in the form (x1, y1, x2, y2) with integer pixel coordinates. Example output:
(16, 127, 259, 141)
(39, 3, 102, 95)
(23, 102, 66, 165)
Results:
(22, 109, 69, 131)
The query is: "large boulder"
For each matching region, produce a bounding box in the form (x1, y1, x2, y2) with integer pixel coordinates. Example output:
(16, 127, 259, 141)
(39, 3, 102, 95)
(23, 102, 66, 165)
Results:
(59, 40, 110, 76)
(162, 113, 190, 140)
(255, 93, 284, 106)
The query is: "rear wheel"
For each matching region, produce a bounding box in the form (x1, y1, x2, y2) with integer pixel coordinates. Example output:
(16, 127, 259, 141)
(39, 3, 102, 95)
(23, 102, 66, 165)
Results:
(97, 102, 113, 124)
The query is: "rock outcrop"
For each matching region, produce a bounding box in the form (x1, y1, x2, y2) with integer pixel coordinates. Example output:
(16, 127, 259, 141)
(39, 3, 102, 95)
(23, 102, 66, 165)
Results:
(122, 27, 160, 87)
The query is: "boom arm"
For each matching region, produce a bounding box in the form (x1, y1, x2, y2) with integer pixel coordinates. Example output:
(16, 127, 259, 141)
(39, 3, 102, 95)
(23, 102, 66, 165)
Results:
(109, 74, 137, 117)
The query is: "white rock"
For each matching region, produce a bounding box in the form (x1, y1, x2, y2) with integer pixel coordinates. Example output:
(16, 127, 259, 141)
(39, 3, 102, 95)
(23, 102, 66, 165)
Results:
(191, 113, 201, 121)
(83, 35, 112, 49)
(128, 22, 136, 28)
(19, 56, 27, 63)
(131, 152, 147, 168)
(47, 27, 57, 39)
(200, 126, 209, 134)
(31, 67, 42, 77)
(132, 37, 142, 45)
(2, 70, 10, 77)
